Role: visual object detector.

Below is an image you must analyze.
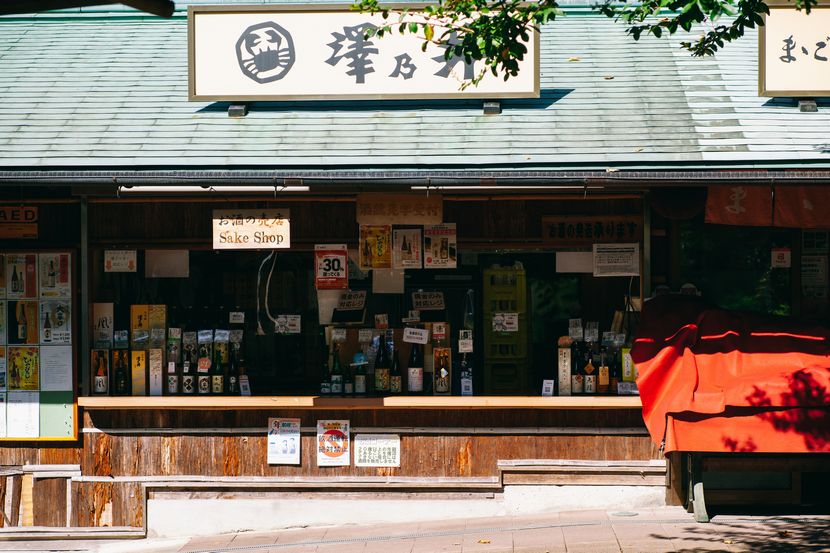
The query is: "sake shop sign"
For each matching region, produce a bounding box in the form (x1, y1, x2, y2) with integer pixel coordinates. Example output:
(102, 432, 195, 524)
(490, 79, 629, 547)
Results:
(188, 5, 539, 101)
(759, 3, 830, 96)
(212, 209, 290, 249)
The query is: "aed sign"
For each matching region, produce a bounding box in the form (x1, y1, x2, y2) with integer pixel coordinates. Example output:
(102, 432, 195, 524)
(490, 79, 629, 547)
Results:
(212, 209, 290, 250)
(0, 206, 38, 239)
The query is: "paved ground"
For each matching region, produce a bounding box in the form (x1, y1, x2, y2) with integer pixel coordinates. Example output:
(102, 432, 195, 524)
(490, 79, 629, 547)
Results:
(2, 507, 830, 553)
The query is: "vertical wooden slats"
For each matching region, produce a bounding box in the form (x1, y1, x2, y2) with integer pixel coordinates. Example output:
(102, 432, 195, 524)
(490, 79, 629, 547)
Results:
(32, 478, 67, 527)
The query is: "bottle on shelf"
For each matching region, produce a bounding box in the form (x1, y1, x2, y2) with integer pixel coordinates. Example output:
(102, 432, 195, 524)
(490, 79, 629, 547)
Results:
(113, 351, 129, 396)
(374, 333, 390, 395)
(390, 348, 402, 394)
(353, 352, 367, 396)
(571, 340, 584, 395)
(330, 343, 343, 395)
(583, 343, 597, 395)
(609, 347, 621, 395)
(435, 351, 450, 394)
(211, 346, 225, 395)
(407, 341, 424, 394)
(94, 353, 108, 395)
(227, 348, 240, 395)
(338, 347, 353, 396)
(597, 346, 610, 395)
(319, 356, 331, 395)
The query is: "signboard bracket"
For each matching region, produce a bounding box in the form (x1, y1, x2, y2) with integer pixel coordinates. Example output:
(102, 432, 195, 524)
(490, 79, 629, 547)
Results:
(483, 100, 501, 115)
(799, 99, 818, 113)
(228, 103, 249, 118)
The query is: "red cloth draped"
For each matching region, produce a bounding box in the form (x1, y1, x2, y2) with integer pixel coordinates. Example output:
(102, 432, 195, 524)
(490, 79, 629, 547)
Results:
(774, 186, 830, 229)
(632, 295, 830, 453)
(705, 186, 772, 226)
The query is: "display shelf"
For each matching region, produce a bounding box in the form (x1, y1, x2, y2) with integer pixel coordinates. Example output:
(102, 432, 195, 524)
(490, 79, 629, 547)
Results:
(79, 395, 642, 410)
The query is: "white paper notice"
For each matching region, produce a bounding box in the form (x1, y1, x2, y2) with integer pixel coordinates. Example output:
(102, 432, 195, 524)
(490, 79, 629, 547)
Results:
(40, 346, 73, 392)
(104, 250, 137, 273)
(593, 243, 640, 277)
(268, 417, 301, 465)
(7, 391, 38, 438)
(403, 327, 430, 344)
(0, 394, 6, 437)
(354, 434, 401, 467)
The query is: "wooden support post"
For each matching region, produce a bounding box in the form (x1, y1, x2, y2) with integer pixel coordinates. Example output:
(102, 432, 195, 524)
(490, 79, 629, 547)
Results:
(9, 475, 22, 527)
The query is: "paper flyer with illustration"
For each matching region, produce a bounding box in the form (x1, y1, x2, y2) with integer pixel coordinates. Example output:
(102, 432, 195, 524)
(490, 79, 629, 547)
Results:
(359, 225, 392, 270)
(393, 228, 423, 269)
(6, 254, 37, 299)
(8, 300, 38, 345)
(423, 224, 457, 269)
(38, 253, 71, 299)
(40, 300, 71, 345)
(8, 346, 39, 391)
(268, 417, 301, 465)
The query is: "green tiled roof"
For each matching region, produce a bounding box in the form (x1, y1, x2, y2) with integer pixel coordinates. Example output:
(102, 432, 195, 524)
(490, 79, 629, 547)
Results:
(0, 9, 829, 171)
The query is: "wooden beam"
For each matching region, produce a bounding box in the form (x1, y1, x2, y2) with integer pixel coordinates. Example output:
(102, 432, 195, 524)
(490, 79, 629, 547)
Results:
(79, 395, 643, 411)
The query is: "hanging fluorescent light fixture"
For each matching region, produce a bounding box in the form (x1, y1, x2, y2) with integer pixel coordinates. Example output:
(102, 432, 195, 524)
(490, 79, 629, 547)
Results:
(117, 185, 310, 195)
(410, 185, 603, 191)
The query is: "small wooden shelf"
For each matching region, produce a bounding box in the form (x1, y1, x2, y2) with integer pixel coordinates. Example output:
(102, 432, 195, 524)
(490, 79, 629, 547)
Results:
(79, 395, 642, 411)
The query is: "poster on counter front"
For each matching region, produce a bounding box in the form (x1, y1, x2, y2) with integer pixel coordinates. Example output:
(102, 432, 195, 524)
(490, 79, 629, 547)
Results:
(316, 419, 350, 467)
(6, 254, 37, 299)
(314, 244, 348, 290)
(354, 434, 401, 467)
(38, 253, 71, 298)
(359, 225, 392, 270)
(8, 346, 39, 391)
(423, 224, 457, 269)
(268, 417, 301, 465)
(40, 301, 71, 345)
(392, 228, 422, 269)
(8, 301, 38, 345)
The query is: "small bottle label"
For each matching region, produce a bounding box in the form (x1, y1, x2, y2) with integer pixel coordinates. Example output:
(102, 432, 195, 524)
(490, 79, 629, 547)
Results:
(344, 382, 354, 395)
(182, 375, 195, 394)
(211, 375, 224, 394)
(571, 374, 584, 394)
(407, 368, 423, 392)
(390, 376, 402, 393)
(330, 375, 343, 394)
(198, 375, 210, 394)
(584, 374, 596, 394)
(94, 376, 107, 394)
(167, 375, 178, 394)
(375, 368, 390, 392)
(355, 375, 366, 394)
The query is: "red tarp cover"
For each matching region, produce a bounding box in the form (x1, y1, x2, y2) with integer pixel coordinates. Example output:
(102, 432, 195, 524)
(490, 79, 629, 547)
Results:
(632, 296, 830, 454)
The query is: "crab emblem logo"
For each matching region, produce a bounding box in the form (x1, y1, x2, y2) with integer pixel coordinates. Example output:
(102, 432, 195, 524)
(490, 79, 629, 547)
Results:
(236, 22, 295, 84)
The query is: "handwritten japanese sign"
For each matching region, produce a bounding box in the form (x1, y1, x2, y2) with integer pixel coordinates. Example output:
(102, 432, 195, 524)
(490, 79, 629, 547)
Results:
(357, 194, 443, 225)
(761, 6, 830, 96)
(212, 209, 290, 250)
(542, 216, 642, 246)
(189, 6, 539, 101)
(411, 291, 445, 311)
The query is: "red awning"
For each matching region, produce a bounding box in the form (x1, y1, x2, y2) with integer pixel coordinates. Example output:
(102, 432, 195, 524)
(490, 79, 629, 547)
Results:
(632, 295, 830, 454)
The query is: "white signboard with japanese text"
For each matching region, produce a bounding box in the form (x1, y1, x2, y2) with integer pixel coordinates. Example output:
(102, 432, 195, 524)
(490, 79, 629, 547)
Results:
(593, 243, 640, 277)
(212, 209, 290, 250)
(760, 6, 830, 96)
(189, 6, 539, 101)
(354, 433, 401, 467)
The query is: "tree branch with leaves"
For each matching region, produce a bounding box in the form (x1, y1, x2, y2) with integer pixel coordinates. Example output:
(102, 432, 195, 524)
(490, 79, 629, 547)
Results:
(353, 0, 819, 83)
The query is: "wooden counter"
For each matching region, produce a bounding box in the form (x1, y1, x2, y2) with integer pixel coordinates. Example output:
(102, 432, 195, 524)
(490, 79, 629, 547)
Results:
(79, 395, 642, 410)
